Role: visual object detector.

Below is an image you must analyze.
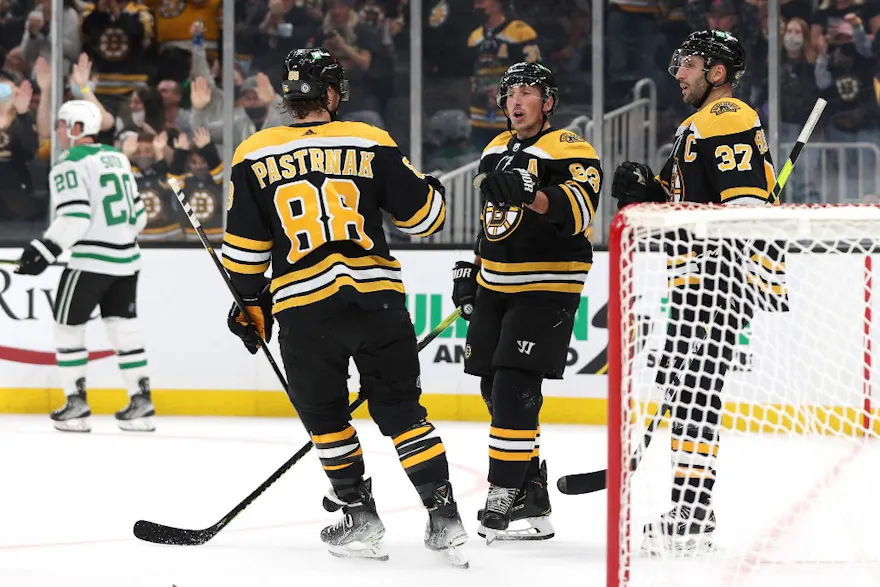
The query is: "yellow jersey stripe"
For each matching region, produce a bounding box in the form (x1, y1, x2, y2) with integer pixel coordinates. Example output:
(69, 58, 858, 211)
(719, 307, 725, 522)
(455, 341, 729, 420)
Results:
(270, 253, 401, 292)
(222, 258, 269, 274)
(721, 186, 769, 202)
(560, 184, 584, 234)
(480, 259, 592, 274)
(224, 232, 273, 251)
(393, 186, 435, 229)
(273, 277, 405, 313)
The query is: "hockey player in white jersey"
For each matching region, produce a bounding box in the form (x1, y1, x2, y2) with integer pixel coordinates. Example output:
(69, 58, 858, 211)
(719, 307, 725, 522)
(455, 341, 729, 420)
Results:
(15, 100, 155, 433)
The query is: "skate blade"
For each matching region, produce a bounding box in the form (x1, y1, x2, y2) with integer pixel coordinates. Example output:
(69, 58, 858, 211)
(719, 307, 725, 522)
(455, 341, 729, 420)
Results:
(641, 532, 717, 557)
(117, 416, 156, 432)
(327, 540, 389, 561)
(441, 545, 469, 569)
(52, 417, 91, 433)
(478, 517, 555, 542)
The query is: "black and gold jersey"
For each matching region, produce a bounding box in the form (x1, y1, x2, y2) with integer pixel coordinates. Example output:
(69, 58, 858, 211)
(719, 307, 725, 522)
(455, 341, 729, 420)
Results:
(659, 97, 787, 310)
(134, 162, 182, 241)
(168, 144, 225, 242)
(223, 121, 445, 324)
(660, 97, 775, 206)
(476, 127, 601, 305)
(468, 19, 541, 130)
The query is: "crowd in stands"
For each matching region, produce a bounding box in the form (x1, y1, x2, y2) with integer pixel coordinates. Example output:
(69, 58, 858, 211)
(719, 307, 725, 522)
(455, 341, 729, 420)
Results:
(0, 0, 876, 241)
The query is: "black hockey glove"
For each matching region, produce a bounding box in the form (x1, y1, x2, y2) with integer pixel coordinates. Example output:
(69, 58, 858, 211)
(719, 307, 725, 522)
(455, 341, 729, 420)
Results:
(610, 161, 666, 211)
(227, 283, 273, 355)
(425, 174, 446, 197)
(452, 261, 478, 321)
(476, 168, 538, 208)
(15, 238, 62, 275)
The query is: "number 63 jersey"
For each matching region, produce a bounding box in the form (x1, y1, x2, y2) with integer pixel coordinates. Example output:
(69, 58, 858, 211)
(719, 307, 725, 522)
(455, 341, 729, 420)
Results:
(223, 121, 446, 325)
(44, 144, 147, 276)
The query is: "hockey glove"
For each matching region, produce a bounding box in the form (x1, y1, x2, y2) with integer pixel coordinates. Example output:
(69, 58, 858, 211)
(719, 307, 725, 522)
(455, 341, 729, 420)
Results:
(477, 168, 538, 208)
(610, 161, 667, 211)
(227, 283, 273, 355)
(15, 238, 62, 275)
(425, 174, 446, 197)
(452, 261, 479, 321)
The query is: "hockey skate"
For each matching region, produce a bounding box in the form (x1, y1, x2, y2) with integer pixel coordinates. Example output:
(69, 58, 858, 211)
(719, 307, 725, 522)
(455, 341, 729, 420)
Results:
(478, 484, 519, 545)
(50, 380, 91, 433)
(641, 504, 717, 556)
(115, 378, 155, 432)
(321, 478, 388, 561)
(478, 460, 555, 542)
(424, 481, 469, 568)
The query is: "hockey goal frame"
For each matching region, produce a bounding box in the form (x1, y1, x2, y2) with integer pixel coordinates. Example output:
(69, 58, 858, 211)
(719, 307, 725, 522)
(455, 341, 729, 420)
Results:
(605, 203, 875, 587)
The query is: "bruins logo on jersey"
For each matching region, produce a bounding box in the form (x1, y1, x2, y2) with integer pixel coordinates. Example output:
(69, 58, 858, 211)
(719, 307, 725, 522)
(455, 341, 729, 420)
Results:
(99, 27, 130, 61)
(227, 182, 234, 211)
(140, 189, 162, 221)
(483, 202, 523, 241)
(670, 159, 685, 202)
(560, 132, 585, 143)
(191, 189, 217, 221)
(429, 0, 449, 27)
(160, 0, 186, 18)
(710, 101, 740, 116)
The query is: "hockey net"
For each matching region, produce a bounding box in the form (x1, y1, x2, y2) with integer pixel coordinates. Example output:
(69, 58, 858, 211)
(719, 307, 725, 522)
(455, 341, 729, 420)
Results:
(608, 204, 880, 587)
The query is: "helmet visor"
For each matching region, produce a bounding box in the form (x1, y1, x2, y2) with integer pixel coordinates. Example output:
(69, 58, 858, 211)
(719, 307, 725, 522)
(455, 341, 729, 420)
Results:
(668, 49, 707, 78)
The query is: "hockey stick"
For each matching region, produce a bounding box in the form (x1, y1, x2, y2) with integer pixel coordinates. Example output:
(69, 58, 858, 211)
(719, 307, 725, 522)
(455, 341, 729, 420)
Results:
(557, 98, 827, 496)
(133, 307, 460, 546)
(0, 259, 68, 268)
(165, 177, 289, 390)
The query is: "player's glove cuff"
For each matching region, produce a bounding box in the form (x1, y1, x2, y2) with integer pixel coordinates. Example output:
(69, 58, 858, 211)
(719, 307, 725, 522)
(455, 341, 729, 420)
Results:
(227, 283, 273, 355)
(452, 260, 479, 321)
(611, 161, 666, 211)
(15, 238, 62, 275)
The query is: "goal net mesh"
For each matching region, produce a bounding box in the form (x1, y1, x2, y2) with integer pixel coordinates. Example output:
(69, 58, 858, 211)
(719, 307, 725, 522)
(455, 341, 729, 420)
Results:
(609, 204, 880, 587)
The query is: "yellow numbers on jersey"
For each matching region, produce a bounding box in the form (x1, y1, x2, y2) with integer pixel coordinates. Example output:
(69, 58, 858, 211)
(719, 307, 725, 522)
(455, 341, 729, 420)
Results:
(569, 163, 601, 193)
(274, 179, 374, 264)
(715, 144, 753, 172)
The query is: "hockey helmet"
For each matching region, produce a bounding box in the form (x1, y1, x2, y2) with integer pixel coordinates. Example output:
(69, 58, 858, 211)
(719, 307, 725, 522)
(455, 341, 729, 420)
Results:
(669, 30, 746, 87)
(57, 100, 102, 140)
(496, 61, 559, 115)
(282, 48, 350, 103)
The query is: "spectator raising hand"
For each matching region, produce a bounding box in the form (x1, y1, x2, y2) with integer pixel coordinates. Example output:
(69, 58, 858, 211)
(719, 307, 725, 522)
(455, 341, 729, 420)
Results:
(190, 76, 212, 112)
(69, 53, 114, 133)
(192, 126, 212, 149)
(173, 131, 190, 151)
(255, 72, 277, 106)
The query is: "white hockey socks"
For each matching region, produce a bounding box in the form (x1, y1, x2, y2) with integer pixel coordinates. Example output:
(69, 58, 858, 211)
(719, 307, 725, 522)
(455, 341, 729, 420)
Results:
(104, 317, 149, 396)
(54, 323, 88, 397)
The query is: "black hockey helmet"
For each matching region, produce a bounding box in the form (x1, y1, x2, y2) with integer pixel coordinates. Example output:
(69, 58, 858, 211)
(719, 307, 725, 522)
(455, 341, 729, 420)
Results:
(496, 61, 559, 115)
(669, 30, 746, 87)
(282, 48, 350, 104)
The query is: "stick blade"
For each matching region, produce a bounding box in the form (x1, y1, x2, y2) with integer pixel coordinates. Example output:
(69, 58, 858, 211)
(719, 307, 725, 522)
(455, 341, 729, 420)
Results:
(556, 470, 607, 495)
(133, 519, 215, 546)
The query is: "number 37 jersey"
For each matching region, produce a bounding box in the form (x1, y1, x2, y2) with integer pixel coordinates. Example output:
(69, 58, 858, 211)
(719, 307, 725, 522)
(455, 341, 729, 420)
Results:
(223, 121, 446, 324)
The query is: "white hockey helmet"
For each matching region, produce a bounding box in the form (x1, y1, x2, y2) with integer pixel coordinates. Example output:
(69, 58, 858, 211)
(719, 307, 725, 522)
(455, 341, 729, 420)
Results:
(57, 100, 101, 140)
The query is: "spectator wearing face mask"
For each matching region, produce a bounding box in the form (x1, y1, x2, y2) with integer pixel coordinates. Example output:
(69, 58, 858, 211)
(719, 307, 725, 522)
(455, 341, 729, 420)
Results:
(156, 79, 192, 134)
(167, 126, 223, 242)
(0, 75, 38, 222)
(116, 86, 165, 137)
(121, 129, 182, 241)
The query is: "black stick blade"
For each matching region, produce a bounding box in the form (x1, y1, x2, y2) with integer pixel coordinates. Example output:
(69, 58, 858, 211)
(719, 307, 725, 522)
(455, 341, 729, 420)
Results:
(557, 470, 607, 495)
(133, 520, 217, 546)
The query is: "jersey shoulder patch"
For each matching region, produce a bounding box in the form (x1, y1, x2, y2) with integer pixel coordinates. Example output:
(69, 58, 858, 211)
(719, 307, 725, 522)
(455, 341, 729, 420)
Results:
(692, 98, 758, 139)
(530, 129, 598, 161)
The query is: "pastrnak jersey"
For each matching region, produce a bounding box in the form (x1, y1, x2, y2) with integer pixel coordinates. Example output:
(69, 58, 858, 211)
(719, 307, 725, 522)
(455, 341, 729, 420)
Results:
(223, 121, 445, 324)
(476, 128, 601, 304)
(659, 97, 787, 311)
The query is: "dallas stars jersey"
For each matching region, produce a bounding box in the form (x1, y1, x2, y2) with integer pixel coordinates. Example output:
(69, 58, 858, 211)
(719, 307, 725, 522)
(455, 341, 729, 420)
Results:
(223, 121, 445, 325)
(468, 20, 541, 130)
(476, 127, 601, 305)
(659, 97, 787, 311)
(134, 160, 182, 241)
(43, 144, 146, 276)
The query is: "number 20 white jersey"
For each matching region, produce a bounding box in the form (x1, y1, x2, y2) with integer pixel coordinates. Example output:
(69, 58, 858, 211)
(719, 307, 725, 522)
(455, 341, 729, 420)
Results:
(47, 144, 147, 276)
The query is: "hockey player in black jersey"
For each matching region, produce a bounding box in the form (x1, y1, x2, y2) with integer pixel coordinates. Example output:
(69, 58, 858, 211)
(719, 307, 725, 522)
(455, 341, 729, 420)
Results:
(611, 30, 787, 555)
(222, 48, 467, 566)
(451, 61, 602, 543)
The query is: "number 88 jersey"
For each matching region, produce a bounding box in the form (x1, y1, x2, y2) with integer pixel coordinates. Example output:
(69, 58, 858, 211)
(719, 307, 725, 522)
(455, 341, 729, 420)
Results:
(223, 121, 446, 325)
(660, 97, 776, 205)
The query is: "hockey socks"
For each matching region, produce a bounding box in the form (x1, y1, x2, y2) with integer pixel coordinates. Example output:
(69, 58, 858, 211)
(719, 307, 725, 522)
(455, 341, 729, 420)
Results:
(486, 368, 543, 489)
(392, 421, 450, 505)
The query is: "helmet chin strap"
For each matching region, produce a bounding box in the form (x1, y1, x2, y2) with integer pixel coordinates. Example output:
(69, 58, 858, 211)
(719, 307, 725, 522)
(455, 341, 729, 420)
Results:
(693, 63, 726, 109)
